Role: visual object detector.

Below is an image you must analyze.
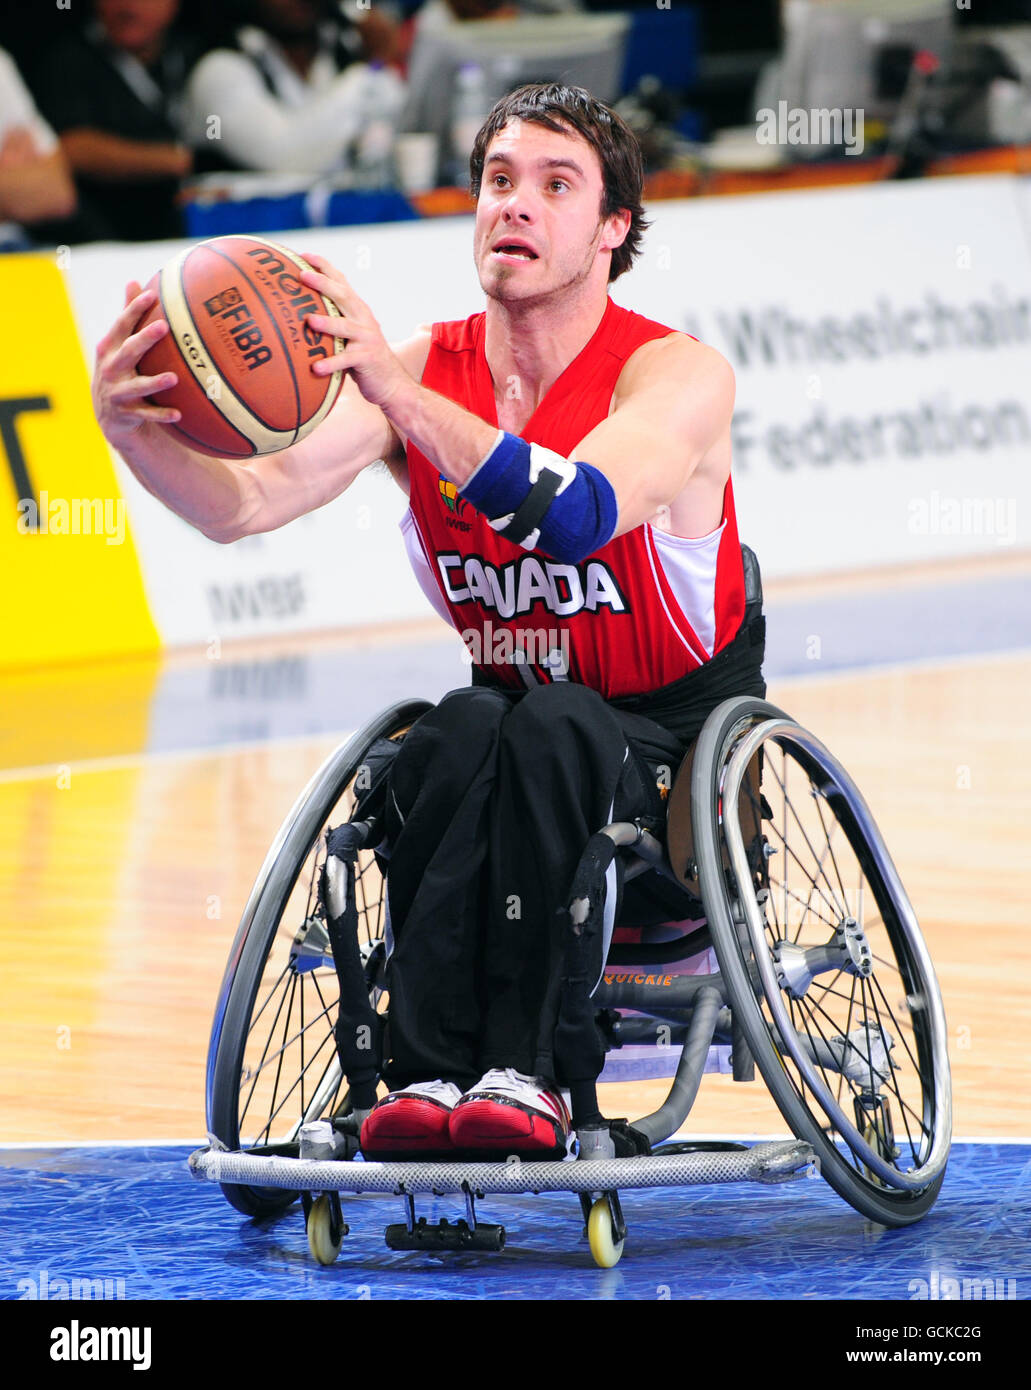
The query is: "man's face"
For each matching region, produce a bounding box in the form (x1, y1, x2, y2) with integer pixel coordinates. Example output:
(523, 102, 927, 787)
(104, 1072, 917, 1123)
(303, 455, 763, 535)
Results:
(473, 119, 629, 308)
(95, 0, 179, 53)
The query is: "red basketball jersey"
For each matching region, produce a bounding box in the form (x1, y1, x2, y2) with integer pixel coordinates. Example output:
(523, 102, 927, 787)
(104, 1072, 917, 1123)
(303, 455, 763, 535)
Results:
(401, 297, 745, 699)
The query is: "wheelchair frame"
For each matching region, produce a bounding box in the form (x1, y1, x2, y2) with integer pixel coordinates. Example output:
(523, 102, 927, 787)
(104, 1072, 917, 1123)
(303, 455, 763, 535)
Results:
(190, 694, 952, 1268)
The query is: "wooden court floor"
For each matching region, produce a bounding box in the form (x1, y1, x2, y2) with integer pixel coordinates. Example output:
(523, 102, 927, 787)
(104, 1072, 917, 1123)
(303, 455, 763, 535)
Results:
(1, 642, 1028, 1145)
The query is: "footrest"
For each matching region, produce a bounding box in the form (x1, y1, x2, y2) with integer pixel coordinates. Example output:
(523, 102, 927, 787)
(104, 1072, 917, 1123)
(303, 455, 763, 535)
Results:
(384, 1217, 506, 1252)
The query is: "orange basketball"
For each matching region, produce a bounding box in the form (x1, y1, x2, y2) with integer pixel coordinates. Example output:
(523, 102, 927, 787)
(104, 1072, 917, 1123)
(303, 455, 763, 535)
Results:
(137, 235, 345, 458)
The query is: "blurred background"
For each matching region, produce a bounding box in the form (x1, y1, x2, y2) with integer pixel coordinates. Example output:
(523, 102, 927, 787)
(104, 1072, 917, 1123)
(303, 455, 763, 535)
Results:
(3, 0, 1031, 244)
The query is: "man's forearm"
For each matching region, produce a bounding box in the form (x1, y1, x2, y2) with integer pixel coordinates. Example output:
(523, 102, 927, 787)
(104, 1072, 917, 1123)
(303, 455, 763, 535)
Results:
(381, 379, 500, 486)
(379, 374, 617, 565)
(118, 426, 251, 541)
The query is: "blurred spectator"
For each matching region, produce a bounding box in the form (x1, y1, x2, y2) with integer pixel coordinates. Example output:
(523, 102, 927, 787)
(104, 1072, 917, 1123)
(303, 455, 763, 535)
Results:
(0, 47, 76, 250)
(181, 0, 407, 176)
(416, 0, 580, 21)
(31, 0, 202, 241)
(749, 0, 953, 159)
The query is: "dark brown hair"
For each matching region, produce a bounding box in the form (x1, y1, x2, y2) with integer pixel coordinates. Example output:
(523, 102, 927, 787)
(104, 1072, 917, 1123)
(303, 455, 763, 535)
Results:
(469, 83, 650, 283)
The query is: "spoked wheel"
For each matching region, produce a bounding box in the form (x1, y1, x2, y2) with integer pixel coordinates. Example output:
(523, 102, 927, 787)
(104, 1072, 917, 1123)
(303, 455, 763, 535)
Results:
(692, 697, 951, 1227)
(206, 700, 431, 1217)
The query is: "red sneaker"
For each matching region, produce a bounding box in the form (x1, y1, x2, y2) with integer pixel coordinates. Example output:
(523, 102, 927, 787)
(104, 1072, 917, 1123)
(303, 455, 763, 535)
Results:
(359, 1080, 463, 1158)
(449, 1069, 571, 1155)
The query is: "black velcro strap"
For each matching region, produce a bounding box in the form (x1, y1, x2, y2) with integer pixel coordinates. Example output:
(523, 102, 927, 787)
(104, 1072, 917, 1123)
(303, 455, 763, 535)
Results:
(497, 466, 563, 545)
(553, 829, 621, 1085)
(608, 1117, 652, 1157)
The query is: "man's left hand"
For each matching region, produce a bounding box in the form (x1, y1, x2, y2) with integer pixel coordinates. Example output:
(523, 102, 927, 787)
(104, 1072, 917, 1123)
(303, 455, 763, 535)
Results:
(300, 253, 413, 412)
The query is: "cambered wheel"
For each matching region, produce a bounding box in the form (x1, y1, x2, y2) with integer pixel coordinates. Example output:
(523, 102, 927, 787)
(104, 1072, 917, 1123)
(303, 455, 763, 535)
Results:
(206, 700, 431, 1217)
(692, 697, 951, 1227)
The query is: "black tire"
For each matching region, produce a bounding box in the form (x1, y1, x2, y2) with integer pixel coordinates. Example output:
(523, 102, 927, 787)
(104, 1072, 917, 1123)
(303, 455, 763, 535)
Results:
(692, 697, 951, 1227)
(206, 699, 432, 1217)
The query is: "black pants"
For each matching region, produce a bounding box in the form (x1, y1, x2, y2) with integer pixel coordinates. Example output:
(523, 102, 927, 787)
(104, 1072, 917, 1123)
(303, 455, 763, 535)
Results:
(379, 600, 767, 1093)
(380, 682, 686, 1091)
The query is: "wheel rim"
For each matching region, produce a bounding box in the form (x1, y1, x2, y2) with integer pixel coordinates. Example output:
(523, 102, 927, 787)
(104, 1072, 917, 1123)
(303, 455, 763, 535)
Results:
(719, 718, 951, 1194)
(233, 785, 388, 1150)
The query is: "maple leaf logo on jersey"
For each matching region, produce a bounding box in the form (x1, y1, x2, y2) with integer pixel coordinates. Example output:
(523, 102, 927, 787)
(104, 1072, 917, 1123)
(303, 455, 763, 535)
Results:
(438, 476, 468, 516)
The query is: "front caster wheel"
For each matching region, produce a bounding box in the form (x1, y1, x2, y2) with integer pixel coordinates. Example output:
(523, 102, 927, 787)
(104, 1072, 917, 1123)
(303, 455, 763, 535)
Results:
(307, 1192, 347, 1265)
(587, 1195, 625, 1268)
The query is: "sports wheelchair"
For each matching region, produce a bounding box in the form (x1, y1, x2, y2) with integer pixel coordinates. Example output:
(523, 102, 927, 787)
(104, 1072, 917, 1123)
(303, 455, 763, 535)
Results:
(190, 690, 952, 1269)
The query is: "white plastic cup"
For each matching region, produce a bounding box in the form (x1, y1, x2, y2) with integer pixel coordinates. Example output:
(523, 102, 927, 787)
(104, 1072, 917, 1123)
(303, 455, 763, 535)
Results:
(395, 133, 438, 194)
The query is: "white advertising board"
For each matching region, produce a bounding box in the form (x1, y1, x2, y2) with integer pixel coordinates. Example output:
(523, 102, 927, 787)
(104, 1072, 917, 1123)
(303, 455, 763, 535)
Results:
(65, 173, 1031, 650)
(626, 174, 1031, 574)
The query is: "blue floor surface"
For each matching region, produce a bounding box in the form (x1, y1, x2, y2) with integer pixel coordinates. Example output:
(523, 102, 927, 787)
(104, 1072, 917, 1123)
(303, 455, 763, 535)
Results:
(2, 1142, 1027, 1301)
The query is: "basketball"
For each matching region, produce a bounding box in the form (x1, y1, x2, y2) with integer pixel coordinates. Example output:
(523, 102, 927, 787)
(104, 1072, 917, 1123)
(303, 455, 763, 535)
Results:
(137, 235, 345, 458)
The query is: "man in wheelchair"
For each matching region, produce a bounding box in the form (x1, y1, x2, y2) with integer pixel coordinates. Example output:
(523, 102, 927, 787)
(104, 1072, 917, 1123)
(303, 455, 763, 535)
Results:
(320, 87, 766, 1160)
(93, 82, 763, 1161)
(354, 559, 766, 1160)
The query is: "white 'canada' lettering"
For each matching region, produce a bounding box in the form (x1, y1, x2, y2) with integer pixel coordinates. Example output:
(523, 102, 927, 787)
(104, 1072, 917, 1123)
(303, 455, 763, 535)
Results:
(437, 552, 625, 618)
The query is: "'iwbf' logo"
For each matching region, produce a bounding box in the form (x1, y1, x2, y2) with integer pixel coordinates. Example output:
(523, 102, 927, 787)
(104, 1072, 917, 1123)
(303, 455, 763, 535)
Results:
(438, 476, 468, 516)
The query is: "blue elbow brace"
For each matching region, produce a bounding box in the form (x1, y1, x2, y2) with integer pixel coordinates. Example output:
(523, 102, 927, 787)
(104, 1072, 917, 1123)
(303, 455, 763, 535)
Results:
(458, 431, 617, 564)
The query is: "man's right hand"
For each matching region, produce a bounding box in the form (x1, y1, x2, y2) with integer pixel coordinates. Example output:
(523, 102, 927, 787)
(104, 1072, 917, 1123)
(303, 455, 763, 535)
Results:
(91, 282, 421, 543)
(92, 281, 183, 456)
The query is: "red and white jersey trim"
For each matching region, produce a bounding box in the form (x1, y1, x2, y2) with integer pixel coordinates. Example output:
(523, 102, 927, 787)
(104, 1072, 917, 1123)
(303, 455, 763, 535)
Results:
(401, 508, 457, 629)
(646, 518, 727, 662)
